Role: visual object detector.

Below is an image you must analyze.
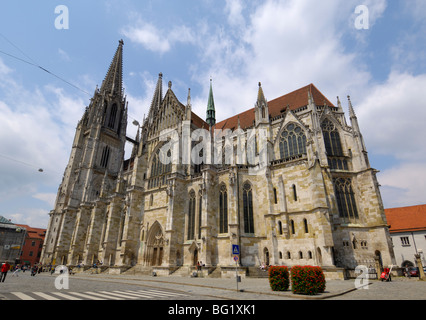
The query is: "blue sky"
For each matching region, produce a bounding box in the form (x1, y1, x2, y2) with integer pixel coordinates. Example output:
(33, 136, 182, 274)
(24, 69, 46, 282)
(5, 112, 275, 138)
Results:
(1, 0, 425, 228)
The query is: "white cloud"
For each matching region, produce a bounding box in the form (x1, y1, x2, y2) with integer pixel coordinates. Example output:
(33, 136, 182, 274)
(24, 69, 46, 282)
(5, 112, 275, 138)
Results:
(356, 71, 426, 160)
(33, 193, 57, 208)
(58, 48, 71, 61)
(0, 57, 87, 227)
(121, 16, 195, 54)
(378, 162, 426, 208)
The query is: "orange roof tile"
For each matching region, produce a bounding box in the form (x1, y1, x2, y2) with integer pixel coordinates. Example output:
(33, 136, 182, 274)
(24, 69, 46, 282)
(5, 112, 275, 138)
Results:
(16, 224, 47, 240)
(384, 205, 426, 233)
(216, 83, 335, 130)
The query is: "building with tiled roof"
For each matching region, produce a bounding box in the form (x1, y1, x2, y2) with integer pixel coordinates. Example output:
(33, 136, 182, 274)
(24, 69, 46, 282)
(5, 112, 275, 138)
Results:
(385, 205, 426, 268)
(16, 224, 46, 266)
(41, 40, 396, 278)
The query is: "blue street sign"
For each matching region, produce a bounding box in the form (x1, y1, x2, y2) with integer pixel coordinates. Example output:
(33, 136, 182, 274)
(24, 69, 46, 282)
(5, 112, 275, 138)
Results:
(232, 245, 240, 255)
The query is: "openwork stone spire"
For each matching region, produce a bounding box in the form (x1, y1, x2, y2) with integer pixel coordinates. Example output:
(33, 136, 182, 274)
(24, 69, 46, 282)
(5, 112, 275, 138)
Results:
(100, 39, 124, 97)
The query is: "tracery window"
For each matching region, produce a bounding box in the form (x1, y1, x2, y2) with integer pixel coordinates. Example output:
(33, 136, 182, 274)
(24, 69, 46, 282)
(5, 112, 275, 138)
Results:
(322, 119, 348, 170)
(187, 191, 196, 240)
(243, 182, 254, 234)
(148, 147, 172, 189)
(321, 119, 343, 156)
(279, 123, 307, 159)
(334, 178, 359, 220)
(219, 184, 228, 234)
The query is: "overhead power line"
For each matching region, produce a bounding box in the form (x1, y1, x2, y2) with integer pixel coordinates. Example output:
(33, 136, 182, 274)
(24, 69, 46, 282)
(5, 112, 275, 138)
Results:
(0, 33, 91, 96)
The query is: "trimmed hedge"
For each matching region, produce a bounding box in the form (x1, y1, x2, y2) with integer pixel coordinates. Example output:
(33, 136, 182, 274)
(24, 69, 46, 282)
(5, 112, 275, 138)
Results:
(268, 266, 290, 291)
(290, 266, 326, 295)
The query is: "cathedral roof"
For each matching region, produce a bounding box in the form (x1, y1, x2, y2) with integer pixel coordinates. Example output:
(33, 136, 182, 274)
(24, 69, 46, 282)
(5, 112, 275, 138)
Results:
(215, 83, 334, 130)
(385, 204, 426, 233)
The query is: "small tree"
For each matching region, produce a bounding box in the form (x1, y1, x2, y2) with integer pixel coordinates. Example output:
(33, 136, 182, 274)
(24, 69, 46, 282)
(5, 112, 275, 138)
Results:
(268, 266, 290, 291)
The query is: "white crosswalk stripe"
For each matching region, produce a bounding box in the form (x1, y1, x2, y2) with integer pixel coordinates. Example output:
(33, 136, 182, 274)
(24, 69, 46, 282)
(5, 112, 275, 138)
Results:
(9, 289, 188, 300)
(10, 292, 36, 300)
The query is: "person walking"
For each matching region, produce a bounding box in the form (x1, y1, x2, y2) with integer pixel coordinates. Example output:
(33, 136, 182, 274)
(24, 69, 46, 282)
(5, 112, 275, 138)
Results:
(1, 261, 11, 283)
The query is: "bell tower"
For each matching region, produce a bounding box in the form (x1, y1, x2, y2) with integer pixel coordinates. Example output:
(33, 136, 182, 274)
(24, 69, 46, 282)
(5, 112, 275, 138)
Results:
(40, 40, 128, 266)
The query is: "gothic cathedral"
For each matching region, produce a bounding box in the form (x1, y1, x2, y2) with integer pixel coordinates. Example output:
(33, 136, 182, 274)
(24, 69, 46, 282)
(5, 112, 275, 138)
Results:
(41, 41, 395, 278)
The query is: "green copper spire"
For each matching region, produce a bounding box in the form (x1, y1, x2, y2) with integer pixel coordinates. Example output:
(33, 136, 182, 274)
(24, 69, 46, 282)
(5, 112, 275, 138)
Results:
(206, 78, 216, 127)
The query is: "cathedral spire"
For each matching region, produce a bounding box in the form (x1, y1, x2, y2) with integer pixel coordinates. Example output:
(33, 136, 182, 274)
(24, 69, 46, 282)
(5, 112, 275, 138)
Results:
(206, 78, 216, 127)
(100, 39, 124, 97)
(147, 73, 163, 125)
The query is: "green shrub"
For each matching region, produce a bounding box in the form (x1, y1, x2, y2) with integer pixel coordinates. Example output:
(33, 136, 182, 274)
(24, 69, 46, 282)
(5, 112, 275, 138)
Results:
(290, 266, 326, 295)
(268, 266, 290, 291)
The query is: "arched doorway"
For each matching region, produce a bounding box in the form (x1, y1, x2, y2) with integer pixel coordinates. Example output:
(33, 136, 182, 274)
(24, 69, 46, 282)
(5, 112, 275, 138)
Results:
(375, 250, 383, 270)
(193, 248, 198, 267)
(264, 248, 270, 265)
(146, 222, 165, 266)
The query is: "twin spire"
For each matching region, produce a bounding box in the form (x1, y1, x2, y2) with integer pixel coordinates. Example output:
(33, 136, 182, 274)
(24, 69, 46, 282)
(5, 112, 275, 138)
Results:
(100, 39, 124, 97)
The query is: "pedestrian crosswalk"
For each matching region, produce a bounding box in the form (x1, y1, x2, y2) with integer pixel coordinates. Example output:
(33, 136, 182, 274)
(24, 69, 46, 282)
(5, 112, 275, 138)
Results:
(8, 288, 188, 300)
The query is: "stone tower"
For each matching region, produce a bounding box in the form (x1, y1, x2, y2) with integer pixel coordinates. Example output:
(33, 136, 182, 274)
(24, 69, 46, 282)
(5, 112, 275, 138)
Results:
(41, 40, 128, 266)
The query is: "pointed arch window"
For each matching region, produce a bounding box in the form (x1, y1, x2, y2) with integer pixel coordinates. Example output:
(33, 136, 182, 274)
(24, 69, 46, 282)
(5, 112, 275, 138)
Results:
(321, 119, 343, 156)
(334, 178, 359, 220)
(198, 191, 203, 239)
(243, 183, 254, 234)
(219, 184, 228, 234)
(279, 123, 307, 160)
(108, 103, 118, 129)
(187, 191, 196, 240)
(148, 147, 172, 189)
(322, 119, 348, 170)
(100, 146, 110, 168)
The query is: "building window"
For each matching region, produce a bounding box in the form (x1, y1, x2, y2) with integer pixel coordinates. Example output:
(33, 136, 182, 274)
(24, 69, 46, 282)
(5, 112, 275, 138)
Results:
(290, 220, 295, 235)
(279, 123, 307, 159)
(108, 103, 118, 129)
(401, 237, 410, 246)
(198, 192, 203, 239)
(304, 219, 309, 233)
(187, 191, 196, 240)
(148, 147, 172, 189)
(219, 184, 228, 234)
(278, 221, 283, 235)
(100, 146, 110, 168)
(273, 188, 278, 204)
(321, 119, 343, 156)
(243, 182, 254, 234)
(334, 178, 359, 220)
(292, 185, 298, 201)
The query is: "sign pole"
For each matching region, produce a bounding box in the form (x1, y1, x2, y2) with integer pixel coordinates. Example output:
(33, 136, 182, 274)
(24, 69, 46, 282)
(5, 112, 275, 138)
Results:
(232, 245, 241, 292)
(236, 258, 239, 292)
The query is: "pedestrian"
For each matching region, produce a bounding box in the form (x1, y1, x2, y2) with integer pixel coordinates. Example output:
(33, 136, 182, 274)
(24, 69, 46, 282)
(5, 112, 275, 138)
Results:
(1, 261, 11, 283)
(12, 265, 21, 277)
(31, 265, 38, 277)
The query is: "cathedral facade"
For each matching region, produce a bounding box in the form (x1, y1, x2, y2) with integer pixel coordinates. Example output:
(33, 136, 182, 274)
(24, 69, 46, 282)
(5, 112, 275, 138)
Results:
(40, 41, 395, 277)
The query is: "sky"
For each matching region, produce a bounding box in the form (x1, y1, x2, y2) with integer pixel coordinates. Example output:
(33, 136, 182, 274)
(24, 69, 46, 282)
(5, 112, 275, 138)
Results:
(0, 0, 425, 229)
